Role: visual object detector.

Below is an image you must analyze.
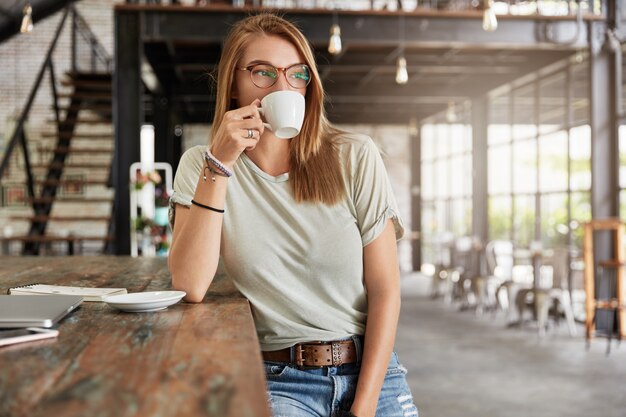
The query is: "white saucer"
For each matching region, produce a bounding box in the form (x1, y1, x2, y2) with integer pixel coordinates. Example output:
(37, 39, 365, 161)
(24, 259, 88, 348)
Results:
(103, 291, 186, 313)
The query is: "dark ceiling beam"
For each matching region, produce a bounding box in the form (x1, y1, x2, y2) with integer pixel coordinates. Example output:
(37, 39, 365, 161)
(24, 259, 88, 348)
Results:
(136, 6, 592, 50)
(321, 64, 527, 74)
(152, 53, 551, 73)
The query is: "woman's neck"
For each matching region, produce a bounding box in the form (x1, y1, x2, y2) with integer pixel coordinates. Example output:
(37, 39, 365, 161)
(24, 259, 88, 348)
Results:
(245, 131, 291, 176)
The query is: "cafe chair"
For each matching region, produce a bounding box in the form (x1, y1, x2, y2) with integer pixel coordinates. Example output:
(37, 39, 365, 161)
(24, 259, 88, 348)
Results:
(489, 240, 531, 322)
(429, 235, 472, 306)
(450, 236, 482, 309)
(470, 239, 524, 317)
(515, 247, 577, 337)
(429, 233, 456, 299)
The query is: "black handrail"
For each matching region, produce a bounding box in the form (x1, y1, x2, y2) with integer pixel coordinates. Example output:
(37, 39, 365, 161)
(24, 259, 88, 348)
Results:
(71, 7, 113, 72)
(0, 7, 69, 184)
(0, 5, 113, 183)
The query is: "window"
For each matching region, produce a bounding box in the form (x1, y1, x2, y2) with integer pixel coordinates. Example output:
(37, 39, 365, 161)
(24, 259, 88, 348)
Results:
(487, 56, 591, 250)
(420, 107, 472, 266)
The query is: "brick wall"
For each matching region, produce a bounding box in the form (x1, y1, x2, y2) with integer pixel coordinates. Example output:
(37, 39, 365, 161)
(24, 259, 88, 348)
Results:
(0, 0, 123, 251)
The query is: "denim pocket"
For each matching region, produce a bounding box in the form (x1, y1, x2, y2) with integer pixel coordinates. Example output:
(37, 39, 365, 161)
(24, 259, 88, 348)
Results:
(264, 362, 290, 378)
(386, 352, 408, 375)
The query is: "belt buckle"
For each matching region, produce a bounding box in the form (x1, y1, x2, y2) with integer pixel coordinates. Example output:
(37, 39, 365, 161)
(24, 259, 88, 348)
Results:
(294, 344, 305, 368)
(296, 341, 328, 369)
(293, 341, 346, 368)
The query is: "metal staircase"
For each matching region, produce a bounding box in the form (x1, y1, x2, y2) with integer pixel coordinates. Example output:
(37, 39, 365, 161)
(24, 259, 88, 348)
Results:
(0, 6, 115, 255)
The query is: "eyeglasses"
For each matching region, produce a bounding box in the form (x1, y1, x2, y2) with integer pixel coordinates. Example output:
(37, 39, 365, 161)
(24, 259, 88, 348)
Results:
(236, 63, 311, 89)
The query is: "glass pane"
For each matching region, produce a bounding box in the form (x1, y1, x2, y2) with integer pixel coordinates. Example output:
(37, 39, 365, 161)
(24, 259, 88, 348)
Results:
(489, 145, 512, 194)
(462, 124, 473, 153)
(514, 194, 536, 248)
(421, 162, 435, 200)
(451, 199, 464, 236)
(513, 139, 537, 193)
(449, 124, 466, 155)
(489, 94, 510, 145)
(539, 73, 565, 134)
(436, 200, 448, 234)
(421, 124, 435, 161)
(489, 196, 512, 241)
(449, 155, 463, 198)
(572, 62, 589, 125)
(513, 84, 537, 140)
(540, 193, 569, 247)
(488, 123, 511, 147)
(463, 197, 472, 235)
(436, 124, 449, 158)
(462, 154, 473, 197)
(570, 125, 591, 190)
(436, 160, 448, 199)
(570, 191, 591, 248)
(539, 130, 568, 192)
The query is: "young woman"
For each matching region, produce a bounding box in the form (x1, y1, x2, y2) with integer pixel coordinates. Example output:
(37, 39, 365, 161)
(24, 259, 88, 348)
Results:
(168, 13, 417, 417)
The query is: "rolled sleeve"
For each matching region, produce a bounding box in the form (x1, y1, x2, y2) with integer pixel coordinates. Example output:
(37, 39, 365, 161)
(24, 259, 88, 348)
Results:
(168, 145, 205, 230)
(352, 137, 404, 246)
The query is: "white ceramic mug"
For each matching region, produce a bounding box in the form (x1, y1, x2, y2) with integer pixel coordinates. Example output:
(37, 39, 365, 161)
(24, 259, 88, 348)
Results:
(259, 91, 305, 139)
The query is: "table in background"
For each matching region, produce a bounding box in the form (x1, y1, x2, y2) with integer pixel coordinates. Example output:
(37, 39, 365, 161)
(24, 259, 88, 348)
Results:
(0, 256, 270, 417)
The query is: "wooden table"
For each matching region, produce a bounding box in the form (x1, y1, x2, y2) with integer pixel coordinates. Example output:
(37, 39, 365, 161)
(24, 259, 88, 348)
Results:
(0, 256, 271, 417)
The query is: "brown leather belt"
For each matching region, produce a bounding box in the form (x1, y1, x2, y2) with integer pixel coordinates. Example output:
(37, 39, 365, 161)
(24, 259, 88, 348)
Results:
(262, 339, 358, 368)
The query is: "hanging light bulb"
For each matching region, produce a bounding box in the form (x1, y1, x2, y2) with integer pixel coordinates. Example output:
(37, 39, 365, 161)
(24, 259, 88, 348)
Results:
(328, 23, 342, 55)
(446, 101, 457, 123)
(20, 3, 33, 34)
(482, 0, 497, 32)
(574, 49, 584, 64)
(395, 55, 408, 85)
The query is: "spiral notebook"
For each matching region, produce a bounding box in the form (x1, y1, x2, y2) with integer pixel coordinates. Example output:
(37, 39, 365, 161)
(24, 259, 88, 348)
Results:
(7, 284, 127, 302)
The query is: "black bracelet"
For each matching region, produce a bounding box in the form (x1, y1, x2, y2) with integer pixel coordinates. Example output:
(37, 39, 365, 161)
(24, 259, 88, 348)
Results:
(191, 199, 224, 213)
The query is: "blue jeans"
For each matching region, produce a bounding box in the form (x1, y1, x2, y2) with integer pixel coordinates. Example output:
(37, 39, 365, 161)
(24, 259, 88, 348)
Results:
(264, 343, 418, 417)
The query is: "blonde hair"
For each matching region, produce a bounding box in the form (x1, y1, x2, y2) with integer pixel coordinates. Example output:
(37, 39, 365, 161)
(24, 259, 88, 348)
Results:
(211, 13, 345, 205)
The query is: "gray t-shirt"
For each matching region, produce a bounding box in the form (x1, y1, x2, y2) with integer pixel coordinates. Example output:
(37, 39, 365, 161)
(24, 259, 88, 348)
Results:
(169, 133, 404, 351)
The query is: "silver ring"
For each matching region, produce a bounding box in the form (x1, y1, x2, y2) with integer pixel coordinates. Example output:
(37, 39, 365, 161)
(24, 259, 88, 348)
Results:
(247, 128, 254, 139)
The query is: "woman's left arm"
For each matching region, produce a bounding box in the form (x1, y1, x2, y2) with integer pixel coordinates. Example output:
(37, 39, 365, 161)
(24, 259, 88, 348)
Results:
(350, 219, 401, 417)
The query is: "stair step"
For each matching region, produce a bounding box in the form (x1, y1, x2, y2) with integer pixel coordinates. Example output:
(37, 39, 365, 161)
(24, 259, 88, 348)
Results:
(40, 147, 112, 154)
(57, 92, 112, 101)
(47, 118, 112, 125)
(55, 104, 112, 112)
(31, 162, 111, 169)
(40, 132, 112, 139)
(34, 179, 109, 186)
(66, 71, 112, 80)
(28, 196, 113, 204)
(9, 216, 111, 222)
(60, 79, 111, 90)
(0, 234, 114, 243)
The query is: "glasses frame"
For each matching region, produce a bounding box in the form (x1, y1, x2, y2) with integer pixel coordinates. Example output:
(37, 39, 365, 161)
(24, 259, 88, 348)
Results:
(236, 63, 312, 89)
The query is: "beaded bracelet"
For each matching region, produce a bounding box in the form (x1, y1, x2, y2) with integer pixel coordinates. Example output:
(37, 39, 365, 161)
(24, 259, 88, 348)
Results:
(204, 150, 233, 178)
(203, 161, 228, 183)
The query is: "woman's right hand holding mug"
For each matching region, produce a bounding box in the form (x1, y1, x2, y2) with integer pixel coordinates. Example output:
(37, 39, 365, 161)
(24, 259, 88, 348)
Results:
(209, 99, 264, 169)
